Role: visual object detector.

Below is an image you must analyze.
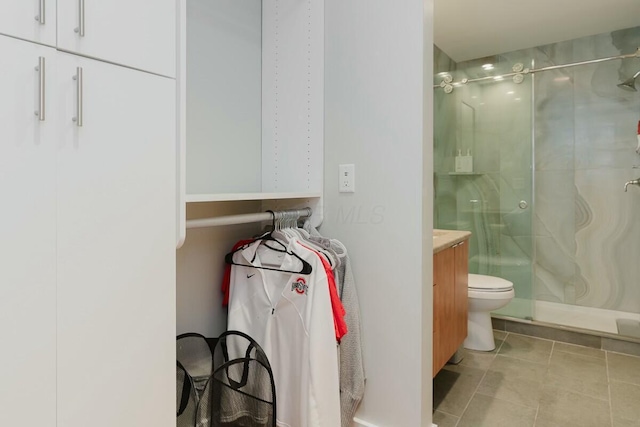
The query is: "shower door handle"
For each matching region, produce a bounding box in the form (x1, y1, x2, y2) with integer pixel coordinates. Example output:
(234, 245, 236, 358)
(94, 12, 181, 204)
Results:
(519, 200, 528, 209)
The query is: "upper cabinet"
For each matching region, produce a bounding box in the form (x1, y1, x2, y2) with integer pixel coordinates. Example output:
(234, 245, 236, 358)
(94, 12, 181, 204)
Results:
(177, 0, 325, 245)
(57, 0, 176, 77)
(180, 0, 323, 200)
(0, 0, 176, 77)
(0, 0, 57, 46)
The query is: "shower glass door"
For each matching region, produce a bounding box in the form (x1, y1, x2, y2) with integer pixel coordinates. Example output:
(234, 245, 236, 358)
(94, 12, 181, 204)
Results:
(434, 56, 535, 320)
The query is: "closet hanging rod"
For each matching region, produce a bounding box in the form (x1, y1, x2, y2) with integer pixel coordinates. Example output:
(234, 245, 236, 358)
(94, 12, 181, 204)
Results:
(185, 208, 312, 229)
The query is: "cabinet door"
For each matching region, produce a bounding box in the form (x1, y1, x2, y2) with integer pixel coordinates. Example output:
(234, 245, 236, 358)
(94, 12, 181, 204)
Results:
(57, 0, 176, 77)
(0, 36, 57, 426)
(56, 54, 176, 427)
(454, 241, 469, 343)
(0, 0, 56, 46)
(433, 248, 454, 376)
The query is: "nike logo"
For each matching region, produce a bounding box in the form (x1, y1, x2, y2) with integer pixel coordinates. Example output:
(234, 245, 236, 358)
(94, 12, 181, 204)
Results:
(247, 274, 256, 279)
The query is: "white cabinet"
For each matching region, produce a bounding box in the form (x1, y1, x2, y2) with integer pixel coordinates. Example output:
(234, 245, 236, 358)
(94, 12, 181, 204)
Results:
(0, 36, 57, 427)
(55, 53, 176, 427)
(57, 0, 176, 77)
(181, 0, 323, 199)
(178, 0, 325, 244)
(0, 0, 175, 76)
(0, 0, 57, 46)
(0, 33, 176, 427)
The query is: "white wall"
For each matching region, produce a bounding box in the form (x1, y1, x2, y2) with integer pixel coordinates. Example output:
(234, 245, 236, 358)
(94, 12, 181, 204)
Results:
(323, 1, 434, 425)
(422, 1, 435, 424)
(186, 0, 262, 195)
(176, 202, 263, 337)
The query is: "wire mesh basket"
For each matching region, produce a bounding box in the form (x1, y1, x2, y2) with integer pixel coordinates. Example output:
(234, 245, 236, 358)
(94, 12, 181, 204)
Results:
(177, 331, 276, 427)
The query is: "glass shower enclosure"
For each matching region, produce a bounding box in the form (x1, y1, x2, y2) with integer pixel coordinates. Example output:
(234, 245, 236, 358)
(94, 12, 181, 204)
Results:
(434, 56, 535, 320)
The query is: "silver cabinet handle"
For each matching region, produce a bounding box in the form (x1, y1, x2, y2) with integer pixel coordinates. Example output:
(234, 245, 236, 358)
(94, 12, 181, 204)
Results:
(74, 0, 85, 36)
(34, 57, 45, 121)
(72, 67, 83, 127)
(35, 0, 45, 24)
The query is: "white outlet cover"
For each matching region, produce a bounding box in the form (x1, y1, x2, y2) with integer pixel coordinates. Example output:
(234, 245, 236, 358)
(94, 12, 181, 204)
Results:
(339, 164, 355, 193)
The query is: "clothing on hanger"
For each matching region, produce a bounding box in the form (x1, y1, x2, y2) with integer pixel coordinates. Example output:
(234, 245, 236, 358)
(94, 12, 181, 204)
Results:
(224, 234, 313, 275)
(307, 225, 365, 427)
(297, 240, 347, 341)
(221, 215, 361, 427)
(221, 238, 347, 342)
(227, 237, 341, 427)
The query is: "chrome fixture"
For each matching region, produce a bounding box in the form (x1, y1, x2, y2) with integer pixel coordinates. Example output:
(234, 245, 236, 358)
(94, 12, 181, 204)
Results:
(72, 67, 83, 127)
(74, 0, 85, 37)
(435, 47, 640, 91)
(34, 57, 45, 121)
(35, 0, 45, 24)
(439, 74, 454, 93)
(618, 70, 640, 92)
(624, 179, 640, 192)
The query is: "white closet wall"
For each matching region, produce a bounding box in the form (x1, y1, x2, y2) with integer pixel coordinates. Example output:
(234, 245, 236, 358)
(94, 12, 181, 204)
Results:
(323, 0, 434, 426)
(177, 202, 262, 337)
(177, 1, 435, 426)
(186, 0, 262, 195)
(181, 0, 323, 200)
(261, 0, 324, 193)
(177, 0, 325, 335)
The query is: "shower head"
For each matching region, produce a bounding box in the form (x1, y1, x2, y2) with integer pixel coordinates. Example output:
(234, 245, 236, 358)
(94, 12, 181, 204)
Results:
(618, 70, 640, 92)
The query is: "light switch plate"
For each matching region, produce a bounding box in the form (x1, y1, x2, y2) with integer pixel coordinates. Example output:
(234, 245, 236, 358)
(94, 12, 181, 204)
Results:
(339, 164, 355, 193)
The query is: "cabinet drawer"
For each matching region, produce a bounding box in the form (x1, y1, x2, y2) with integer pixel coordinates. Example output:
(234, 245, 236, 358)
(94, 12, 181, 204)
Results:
(0, 0, 57, 46)
(57, 0, 176, 77)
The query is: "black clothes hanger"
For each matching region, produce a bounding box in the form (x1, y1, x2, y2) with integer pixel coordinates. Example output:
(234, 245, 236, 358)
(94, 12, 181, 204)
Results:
(224, 211, 313, 275)
(224, 246, 313, 275)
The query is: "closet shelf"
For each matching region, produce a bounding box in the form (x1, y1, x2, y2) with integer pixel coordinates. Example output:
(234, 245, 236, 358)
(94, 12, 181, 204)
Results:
(186, 192, 322, 203)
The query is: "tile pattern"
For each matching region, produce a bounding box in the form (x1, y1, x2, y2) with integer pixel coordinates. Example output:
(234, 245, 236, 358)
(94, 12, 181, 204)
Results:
(502, 317, 602, 348)
(493, 316, 640, 358)
(433, 330, 640, 427)
(533, 27, 640, 315)
(434, 26, 640, 336)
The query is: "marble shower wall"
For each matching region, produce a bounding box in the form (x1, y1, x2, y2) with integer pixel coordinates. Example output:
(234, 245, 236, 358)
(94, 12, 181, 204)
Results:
(533, 26, 640, 313)
(435, 26, 640, 316)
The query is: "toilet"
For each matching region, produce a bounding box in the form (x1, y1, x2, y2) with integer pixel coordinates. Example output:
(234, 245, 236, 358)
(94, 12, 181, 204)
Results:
(464, 274, 515, 351)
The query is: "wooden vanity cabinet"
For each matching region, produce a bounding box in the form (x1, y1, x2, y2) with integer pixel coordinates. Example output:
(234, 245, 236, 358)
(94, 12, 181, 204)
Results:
(433, 238, 469, 376)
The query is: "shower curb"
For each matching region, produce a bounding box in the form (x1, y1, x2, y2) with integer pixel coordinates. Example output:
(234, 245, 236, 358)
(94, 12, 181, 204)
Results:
(492, 315, 640, 357)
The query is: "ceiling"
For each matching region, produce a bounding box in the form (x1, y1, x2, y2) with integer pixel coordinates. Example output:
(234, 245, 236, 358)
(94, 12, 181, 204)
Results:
(434, 0, 640, 63)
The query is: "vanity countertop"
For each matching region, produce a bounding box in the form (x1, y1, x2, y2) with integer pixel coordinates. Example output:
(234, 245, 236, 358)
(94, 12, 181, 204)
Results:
(433, 229, 472, 254)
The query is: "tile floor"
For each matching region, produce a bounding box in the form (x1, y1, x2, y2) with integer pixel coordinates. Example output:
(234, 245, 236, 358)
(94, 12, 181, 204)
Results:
(433, 330, 640, 427)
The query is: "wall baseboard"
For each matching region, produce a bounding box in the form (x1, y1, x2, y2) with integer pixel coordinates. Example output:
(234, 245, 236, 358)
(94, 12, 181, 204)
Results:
(353, 417, 379, 427)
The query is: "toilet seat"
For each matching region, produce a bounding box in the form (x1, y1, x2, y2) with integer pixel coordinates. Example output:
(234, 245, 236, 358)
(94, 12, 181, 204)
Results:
(468, 273, 513, 292)
(468, 287, 515, 300)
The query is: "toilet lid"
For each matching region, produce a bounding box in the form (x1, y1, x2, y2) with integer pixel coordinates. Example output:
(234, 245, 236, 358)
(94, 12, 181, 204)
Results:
(468, 274, 514, 292)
